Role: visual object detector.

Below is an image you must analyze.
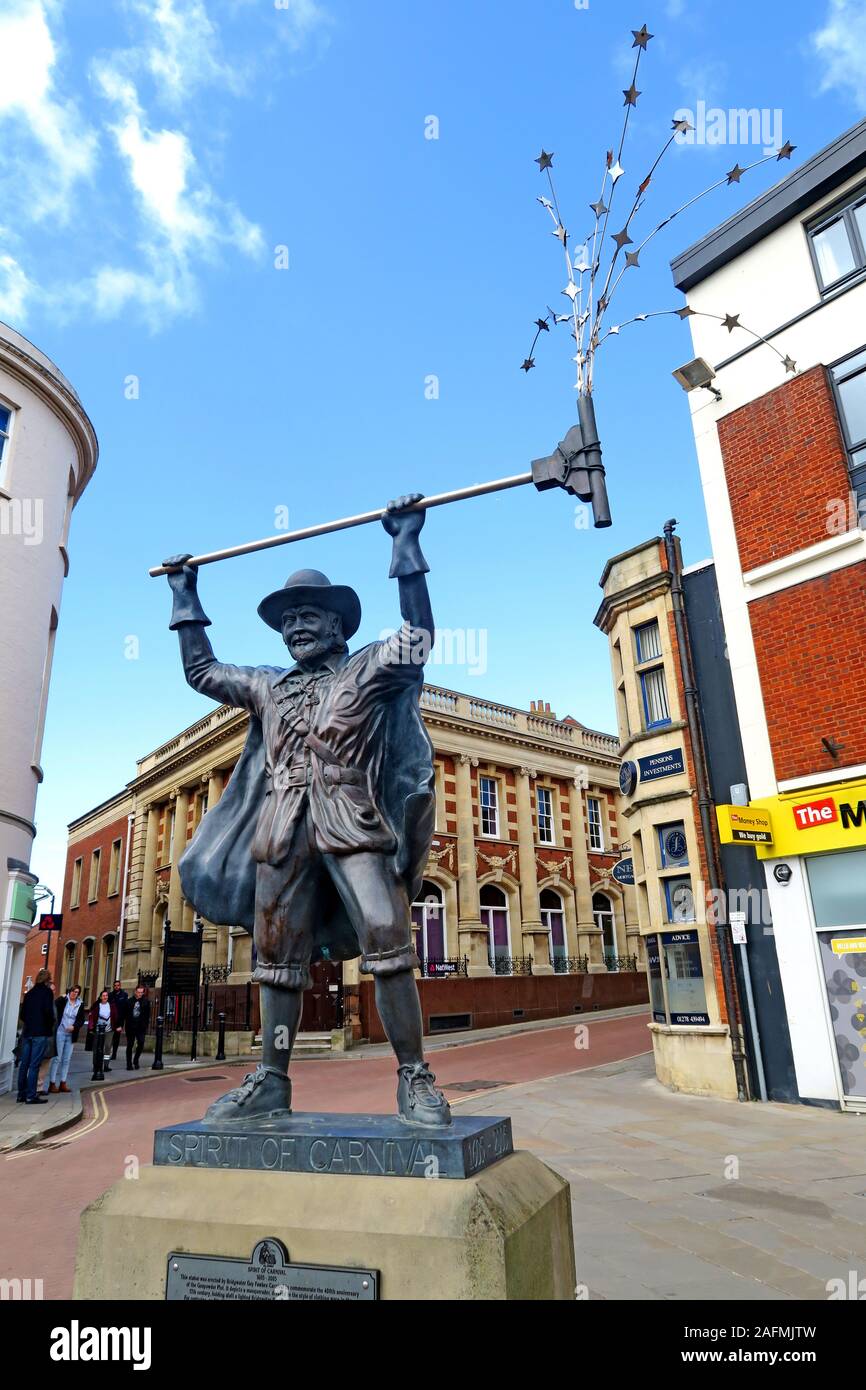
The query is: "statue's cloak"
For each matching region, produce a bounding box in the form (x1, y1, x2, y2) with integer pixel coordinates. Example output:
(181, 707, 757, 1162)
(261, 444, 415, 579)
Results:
(178, 657, 434, 962)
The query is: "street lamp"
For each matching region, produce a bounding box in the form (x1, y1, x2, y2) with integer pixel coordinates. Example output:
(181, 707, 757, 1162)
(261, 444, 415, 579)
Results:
(672, 357, 722, 402)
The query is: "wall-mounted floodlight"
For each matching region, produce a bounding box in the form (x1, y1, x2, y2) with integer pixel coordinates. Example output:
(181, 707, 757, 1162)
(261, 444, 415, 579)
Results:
(672, 357, 722, 401)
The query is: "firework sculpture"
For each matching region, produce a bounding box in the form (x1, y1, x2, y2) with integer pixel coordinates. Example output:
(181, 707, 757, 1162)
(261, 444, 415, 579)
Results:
(522, 22, 796, 528)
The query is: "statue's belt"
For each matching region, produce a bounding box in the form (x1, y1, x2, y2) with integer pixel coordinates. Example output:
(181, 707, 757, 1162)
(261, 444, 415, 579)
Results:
(269, 687, 364, 789)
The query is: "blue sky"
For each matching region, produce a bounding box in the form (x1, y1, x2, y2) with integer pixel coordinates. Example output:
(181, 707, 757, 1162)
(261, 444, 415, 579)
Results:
(2, 0, 864, 899)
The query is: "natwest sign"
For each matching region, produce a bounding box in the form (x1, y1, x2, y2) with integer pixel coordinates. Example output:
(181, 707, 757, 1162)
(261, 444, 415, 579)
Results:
(792, 797, 838, 830)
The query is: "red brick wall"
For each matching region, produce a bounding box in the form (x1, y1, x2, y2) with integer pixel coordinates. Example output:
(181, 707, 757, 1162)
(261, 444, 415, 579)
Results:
(749, 562, 866, 781)
(717, 365, 850, 573)
(32, 812, 131, 1000)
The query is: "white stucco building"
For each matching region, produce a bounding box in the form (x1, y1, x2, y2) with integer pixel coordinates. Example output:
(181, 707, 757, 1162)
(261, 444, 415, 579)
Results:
(0, 323, 97, 1093)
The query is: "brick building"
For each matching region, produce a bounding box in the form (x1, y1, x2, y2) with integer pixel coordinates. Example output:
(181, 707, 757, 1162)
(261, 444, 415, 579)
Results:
(669, 117, 866, 1110)
(40, 683, 645, 1042)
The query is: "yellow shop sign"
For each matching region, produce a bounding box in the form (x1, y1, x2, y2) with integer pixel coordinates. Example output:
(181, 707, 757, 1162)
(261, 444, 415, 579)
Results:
(751, 778, 866, 860)
(716, 805, 774, 846)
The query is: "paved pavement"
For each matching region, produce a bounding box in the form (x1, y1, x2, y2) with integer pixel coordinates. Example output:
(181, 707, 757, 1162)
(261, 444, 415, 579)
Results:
(468, 1052, 866, 1301)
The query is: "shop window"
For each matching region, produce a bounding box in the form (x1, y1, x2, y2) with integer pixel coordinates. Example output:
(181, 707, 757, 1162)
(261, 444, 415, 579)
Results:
(808, 188, 866, 294)
(646, 934, 666, 1023)
(587, 796, 604, 851)
(412, 879, 446, 968)
(658, 821, 689, 869)
(831, 347, 866, 505)
(537, 786, 554, 844)
(593, 891, 617, 966)
(540, 887, 566, 962)
(108, 838, 122, 896)
(480, 883, 510, 967)
(87, 849, 101, 903)
(660, 929, 709, 1025)
(479, 776, 499, 838)
(70, 857, 83, 909)
(663, 876, 695, 923)
(639, 665, 671, 729)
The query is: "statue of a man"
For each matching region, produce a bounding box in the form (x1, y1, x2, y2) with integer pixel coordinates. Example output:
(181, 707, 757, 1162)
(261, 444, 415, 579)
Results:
(163, 494, 451, 1129)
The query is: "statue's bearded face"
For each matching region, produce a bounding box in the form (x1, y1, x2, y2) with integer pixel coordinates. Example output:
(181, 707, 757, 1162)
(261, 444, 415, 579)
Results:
(281, 604, 344, 667)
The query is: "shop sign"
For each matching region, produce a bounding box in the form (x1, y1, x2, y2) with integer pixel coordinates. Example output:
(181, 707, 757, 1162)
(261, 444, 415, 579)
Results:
(716, 804, 773, 846)
(753, 778, 866, 860)
(637, 747, 685, 782)
(831, 936, 866, 955)
(612, 857, 634, 885)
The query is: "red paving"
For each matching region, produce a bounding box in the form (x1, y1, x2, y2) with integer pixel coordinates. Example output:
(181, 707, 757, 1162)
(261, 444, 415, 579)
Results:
(2, 1011, 649, 1299)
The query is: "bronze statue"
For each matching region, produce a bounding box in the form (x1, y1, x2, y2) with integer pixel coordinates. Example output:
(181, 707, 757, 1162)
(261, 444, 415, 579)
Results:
(163, 495, 451, 1128)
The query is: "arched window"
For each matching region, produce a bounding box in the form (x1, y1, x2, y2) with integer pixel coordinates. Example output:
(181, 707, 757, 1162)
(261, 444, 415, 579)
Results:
(480, 883, 510, 969)
(412, 880, 445, 966)
(81, 939, 95, 1004)
(102, 935, 117, 989)
(63, 941, 76, 992)
(593, 893, 617, 969)
(540, 887, 566, 964)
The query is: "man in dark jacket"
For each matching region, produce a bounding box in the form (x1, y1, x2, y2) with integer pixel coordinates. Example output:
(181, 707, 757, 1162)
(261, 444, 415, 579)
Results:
(125, 986, 151, 1070)
(17, 969, 55, 1104)
(108, 980, 128, 1060)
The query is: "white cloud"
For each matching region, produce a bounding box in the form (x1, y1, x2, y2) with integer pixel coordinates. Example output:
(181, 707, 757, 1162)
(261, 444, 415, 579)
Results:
(0, 254, 37, 323)
(812, 0, 866, 107)
(0, 0, 98, 222)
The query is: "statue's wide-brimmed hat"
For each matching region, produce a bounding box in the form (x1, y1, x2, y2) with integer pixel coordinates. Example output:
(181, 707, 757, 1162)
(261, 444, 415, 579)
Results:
(257, 568, 362, 638)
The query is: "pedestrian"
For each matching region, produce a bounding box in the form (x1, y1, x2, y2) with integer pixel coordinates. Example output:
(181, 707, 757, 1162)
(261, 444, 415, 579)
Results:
(125, 985, 151, 1070)
(108, 979, 128, 1062)
(46, 985, 85, 1094)
(87, 988, 118, 1073)
(16, 969, 55, 1105)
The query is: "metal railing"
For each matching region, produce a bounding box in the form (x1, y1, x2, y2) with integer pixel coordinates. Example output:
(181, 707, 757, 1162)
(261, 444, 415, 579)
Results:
(551, 954, 590, 975)
(604, 954, 638, 972)
(489, 955, 534, 977)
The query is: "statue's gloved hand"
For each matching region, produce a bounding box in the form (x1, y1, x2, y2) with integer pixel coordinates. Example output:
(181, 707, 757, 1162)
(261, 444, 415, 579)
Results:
(163, 553, 197, 593)
(164, 554, 212, 630)
(384, 494, 430, 578)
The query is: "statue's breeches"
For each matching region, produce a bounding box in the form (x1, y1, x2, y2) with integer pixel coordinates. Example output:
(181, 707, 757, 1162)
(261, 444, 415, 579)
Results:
(251, 811, 419, 991)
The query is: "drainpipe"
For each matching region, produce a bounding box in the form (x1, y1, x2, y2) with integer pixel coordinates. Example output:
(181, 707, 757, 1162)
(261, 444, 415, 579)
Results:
(662, 520, 750, 1102)
(115, 812, 135, 984)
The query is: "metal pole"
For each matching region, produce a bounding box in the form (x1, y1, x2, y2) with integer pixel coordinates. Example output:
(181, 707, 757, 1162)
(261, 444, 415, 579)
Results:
(738, 940, 768, 1102)
(215, 1012, 226, 1062)
(663, 520, 750, 1102)
(149, 473, 534, 577)
(152, 1015, 165, 1071)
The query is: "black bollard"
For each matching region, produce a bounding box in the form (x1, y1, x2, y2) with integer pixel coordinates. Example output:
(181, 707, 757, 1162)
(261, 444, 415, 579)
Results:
(152, 1014, 165, 1071)
(215, 1011, 226, 1062)
(91, 1024, 107, 1081)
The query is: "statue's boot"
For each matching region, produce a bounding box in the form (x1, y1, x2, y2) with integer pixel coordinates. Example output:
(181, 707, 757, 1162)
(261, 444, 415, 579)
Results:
(396, 1061, 452, 1128)
(204, 1064, 291, 1125)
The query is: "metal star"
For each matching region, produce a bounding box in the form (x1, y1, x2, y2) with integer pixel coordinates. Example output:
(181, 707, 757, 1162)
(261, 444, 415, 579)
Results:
(625, 250, 640, 268)
(722, 313, 741, 333)
(676, 305, 694, 319)
(631, 24, 653, 48)
(562, 282, 580, 301)
(777, 141, 796, 160)
(537, 195, 554, 211)
(783, 354, 797, 373)
(553, 224, 568, 246)
(535, 150, 554, 171)
(590, 199, 608, 218)
(635, 313, 648, 321)
(609, 161, 625, 182)
(726, 163, 745, 184)
(574, 254, 589, 273)
(611, 227, 633, 250)
(521, 358, 536, 372)
(535, 318, 550, 333)
(671, 117, 693, 134)
(554, 314, 571, 324)
(609, 325, 620, 335)
(623, 84, 641, 107)
(597, 294, 609, 313)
